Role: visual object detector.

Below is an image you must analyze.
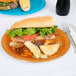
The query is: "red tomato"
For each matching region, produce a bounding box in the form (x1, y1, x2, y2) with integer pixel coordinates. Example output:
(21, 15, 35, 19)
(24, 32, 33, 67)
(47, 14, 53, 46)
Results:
(22, 34, 39, 41)
(52, 33, 56, 36)
(46, 33, 56, 38)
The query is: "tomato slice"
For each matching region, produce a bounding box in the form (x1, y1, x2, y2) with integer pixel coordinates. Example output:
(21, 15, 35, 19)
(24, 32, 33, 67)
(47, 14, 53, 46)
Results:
(52, 33, 56, 36)
(22, 34, 39, 41)
(46, 33, 56, 38)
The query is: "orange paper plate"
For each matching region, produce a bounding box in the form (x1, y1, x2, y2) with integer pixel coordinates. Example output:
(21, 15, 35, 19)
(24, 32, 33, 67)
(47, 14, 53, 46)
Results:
(1, 28, 70, 63)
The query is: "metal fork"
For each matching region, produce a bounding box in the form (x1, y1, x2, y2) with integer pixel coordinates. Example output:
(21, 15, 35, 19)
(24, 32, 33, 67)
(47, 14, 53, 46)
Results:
(62, 23, 76, 53)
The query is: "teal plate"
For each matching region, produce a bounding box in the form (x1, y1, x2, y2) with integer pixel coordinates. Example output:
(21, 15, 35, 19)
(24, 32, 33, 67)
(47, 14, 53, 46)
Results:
(0, 0, 46, 16)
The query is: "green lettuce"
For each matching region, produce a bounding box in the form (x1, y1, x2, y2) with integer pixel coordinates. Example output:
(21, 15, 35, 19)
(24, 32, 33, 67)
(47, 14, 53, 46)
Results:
(23, 28, 36, 35)
(7, 28, 23, 38)
(6, 25, 58, 38)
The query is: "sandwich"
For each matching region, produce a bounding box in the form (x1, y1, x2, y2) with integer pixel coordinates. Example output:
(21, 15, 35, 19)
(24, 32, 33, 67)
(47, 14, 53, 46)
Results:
(0, 0, 18, 10)
(19, 0, 31, 11)
(1, 16, 70, 62)
(6, 16, 59, 58)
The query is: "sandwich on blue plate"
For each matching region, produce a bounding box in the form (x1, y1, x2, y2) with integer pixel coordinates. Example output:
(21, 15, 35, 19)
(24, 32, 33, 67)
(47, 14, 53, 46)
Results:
(0, 0, 18, 10)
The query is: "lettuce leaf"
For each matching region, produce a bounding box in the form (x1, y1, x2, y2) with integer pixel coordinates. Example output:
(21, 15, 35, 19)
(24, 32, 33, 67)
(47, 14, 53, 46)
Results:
(6, 30, 16, 38)
(51, 25, 58, 33)
(6, 28, 23, 38)
(6, 25, 58, 38)
(23, 28, 36, 35)
(14, 28, 23, 38)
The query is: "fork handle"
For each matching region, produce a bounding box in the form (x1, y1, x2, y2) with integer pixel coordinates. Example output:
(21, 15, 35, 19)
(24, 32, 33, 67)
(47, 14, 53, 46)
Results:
(68, 33, 76, 53)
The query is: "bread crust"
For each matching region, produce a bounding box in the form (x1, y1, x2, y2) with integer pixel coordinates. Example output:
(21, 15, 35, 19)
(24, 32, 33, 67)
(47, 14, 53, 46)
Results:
(11, 16, 55, 29)
(0, 0, 17, 2)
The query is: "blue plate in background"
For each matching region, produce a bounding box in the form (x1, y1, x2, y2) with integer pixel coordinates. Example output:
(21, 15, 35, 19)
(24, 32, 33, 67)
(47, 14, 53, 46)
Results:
(0, 0, 46, 16)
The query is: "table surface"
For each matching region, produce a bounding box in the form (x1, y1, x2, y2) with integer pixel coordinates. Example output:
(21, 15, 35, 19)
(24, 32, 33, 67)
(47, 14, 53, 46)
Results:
(0, 0, 76, 76)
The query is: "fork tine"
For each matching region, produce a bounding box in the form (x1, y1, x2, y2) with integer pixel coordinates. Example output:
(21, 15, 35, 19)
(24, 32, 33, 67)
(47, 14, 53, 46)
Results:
(66, 23, 71, 32)
(62, 23, 71, 33)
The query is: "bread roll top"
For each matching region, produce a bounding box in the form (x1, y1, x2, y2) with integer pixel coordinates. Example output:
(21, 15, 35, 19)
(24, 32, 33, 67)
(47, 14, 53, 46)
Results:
(11, 16, 55, 29)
